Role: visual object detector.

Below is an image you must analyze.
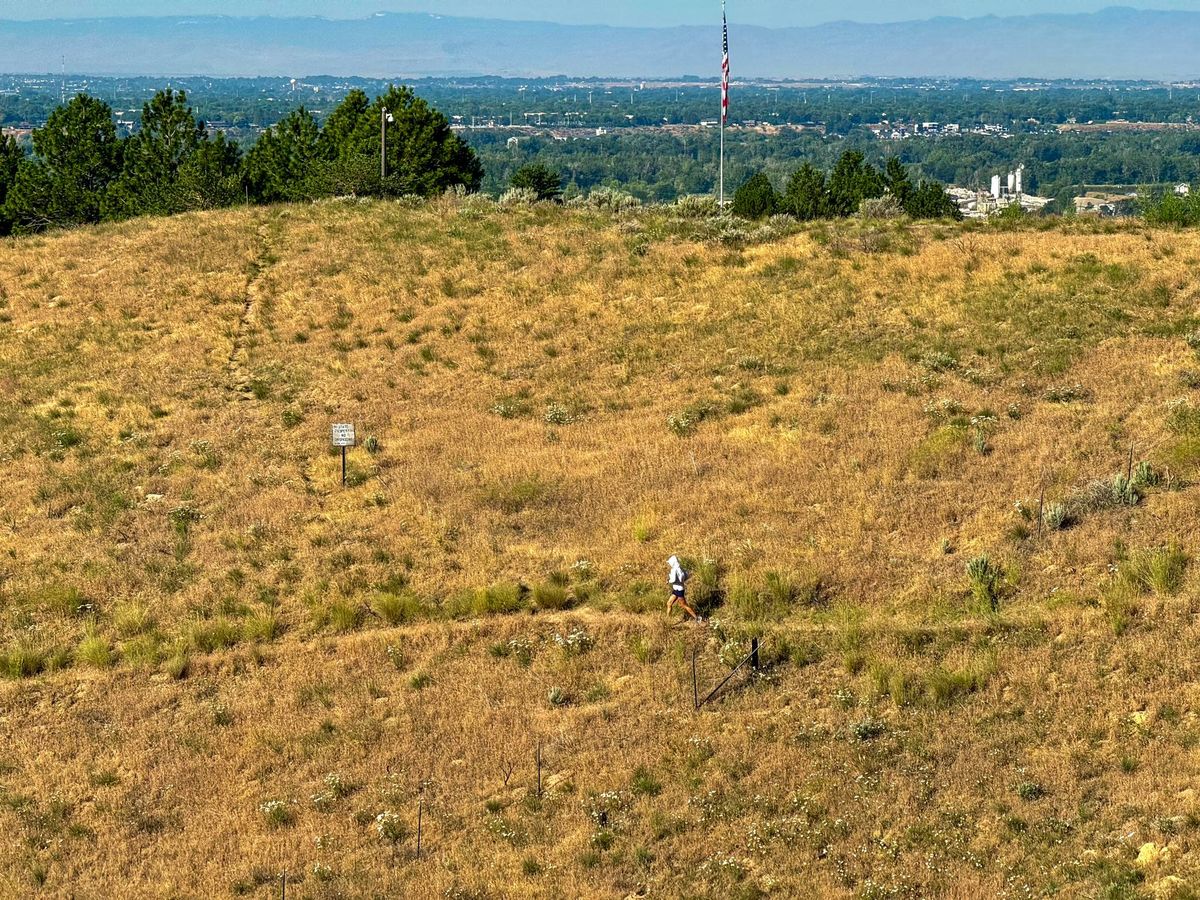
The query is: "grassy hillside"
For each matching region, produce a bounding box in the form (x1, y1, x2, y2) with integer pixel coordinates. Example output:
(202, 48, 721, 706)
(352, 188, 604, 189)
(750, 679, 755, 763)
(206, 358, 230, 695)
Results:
(3, 199, 1200, 897)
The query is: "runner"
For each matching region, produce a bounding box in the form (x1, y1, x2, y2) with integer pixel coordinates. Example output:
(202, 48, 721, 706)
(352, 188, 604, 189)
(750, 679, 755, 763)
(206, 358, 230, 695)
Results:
(667, 555, 700, 622)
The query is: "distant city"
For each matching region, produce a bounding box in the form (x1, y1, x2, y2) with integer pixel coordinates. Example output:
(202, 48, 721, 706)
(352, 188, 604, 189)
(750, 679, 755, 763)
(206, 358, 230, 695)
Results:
(6, 74, 1200, 211)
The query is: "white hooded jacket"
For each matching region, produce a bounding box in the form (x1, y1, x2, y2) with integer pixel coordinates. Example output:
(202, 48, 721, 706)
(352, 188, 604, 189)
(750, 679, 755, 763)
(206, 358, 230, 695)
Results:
(667, 556, 688, 589)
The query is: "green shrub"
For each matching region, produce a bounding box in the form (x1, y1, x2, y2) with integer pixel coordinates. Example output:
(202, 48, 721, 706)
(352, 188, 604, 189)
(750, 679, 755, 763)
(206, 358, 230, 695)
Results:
(259, 800, 294, 829)
(164, 648, 190, 680)
(1043, 383, 1092, 404)
(851, 718, 886, 741)
(728, 569, 823, 623)
(789, 642, 824, 667)
(681, 557, 725, 615)
(113, 602, 154, 638)
(908, 426, 967, 479)
(627, 634, 661, 664)
(1132, 460, 1161, 489)
(666, 401, 715, 437)
(0, 643, 70, 679)
(732, 173, 779, 220)
(122, 634, 163, 669)
(1015, 781, 1045, 801)
(617, 581, 658, 614)
(410, 672, 433, 690)
(925, 664, 990, 707)
(1104, 582, 1140, 636)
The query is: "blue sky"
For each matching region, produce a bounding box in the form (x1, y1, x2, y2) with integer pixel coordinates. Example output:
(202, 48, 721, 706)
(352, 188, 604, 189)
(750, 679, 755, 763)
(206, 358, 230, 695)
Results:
(1, 0, 1199, 25)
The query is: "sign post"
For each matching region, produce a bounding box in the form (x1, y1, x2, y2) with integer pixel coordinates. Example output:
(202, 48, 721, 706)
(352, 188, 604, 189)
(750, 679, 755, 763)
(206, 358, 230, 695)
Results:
(331, 423, 356, 486)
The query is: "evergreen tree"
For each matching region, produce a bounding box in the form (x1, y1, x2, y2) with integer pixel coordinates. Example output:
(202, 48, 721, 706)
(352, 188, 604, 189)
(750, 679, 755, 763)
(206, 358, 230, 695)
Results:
(883, 156, 914, 209)
(317, 85, 483, 197)
(906, 180, 961, 220)
(783, 162, 829, 220)
(827, 150, 884, 217)
(3, 94, 121, 232)
(176, 131, 243, 210)
(732, 172, 778, 220)
(0, 134, 22, 236)
(509, 163, 563, 201)
(318, 89, 372, 161)
(244, 107, 322, 202)
(103, 90, 208, 218)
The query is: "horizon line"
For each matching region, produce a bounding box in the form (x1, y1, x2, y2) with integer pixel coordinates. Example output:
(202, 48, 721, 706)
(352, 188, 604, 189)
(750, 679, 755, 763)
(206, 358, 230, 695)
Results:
(0, 5, 1182, 31)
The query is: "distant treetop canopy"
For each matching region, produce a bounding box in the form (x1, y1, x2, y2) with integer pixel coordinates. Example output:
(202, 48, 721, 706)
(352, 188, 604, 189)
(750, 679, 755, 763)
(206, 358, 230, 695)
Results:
(0, 85, 484, 234)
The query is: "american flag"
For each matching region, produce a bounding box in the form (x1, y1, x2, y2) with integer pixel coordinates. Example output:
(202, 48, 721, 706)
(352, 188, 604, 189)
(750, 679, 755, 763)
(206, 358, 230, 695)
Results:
(721, 2, 730, 123)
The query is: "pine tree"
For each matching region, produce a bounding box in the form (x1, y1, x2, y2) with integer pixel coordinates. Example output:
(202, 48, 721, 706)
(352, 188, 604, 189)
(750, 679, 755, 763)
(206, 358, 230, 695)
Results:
(0, 134, 22, 236)
(316, 85, 483, 197)
(732, 172, 778, 220)
(509, 163, 563, 201)
(177, 131, 243, 210)
(317, 89, 372, 161)
(827, 150, 884, 217)
(103, 90, 209, 218)
(244, 108, 322, 202)
(883, 156, 914, 209)
(906, 181, 961, 220)
(3, 93, 121, 232)
(783, 163, 829, 221)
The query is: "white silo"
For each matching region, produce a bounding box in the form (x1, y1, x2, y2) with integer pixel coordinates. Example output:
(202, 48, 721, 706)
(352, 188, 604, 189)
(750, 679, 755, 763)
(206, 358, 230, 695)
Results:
(1015, 166, 1024, 194)
(1007, 171, 1016, 194)
(991, 175, 1002, 199)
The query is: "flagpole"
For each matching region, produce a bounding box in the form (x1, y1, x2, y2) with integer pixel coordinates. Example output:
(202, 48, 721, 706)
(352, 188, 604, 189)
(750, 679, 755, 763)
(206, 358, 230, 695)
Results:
(720, 0, 727, 208)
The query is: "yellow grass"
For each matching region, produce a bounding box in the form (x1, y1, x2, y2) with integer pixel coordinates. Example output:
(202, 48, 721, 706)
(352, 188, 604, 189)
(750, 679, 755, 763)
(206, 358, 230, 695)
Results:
(1, 200, 1200, 896)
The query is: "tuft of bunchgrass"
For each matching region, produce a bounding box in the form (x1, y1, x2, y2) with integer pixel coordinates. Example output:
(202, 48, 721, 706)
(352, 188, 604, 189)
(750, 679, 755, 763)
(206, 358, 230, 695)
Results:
(371, 591, 426, 625)
(531, 582, 572, 611)
(76, 632, 114, 669)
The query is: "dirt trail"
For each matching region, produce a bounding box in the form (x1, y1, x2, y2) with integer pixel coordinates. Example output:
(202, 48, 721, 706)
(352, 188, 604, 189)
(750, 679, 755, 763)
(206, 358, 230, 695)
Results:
(227, 218, 277, 400)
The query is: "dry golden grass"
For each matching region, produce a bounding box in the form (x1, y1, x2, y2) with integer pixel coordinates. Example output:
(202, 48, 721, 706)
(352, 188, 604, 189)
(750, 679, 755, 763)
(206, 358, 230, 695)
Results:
(2, 200, 1200, 896)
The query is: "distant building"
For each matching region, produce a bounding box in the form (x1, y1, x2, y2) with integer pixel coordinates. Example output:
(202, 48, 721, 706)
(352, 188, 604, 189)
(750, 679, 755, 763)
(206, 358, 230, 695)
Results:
(950, 165, 1050, 219)
(1074, 192, 1138, 217)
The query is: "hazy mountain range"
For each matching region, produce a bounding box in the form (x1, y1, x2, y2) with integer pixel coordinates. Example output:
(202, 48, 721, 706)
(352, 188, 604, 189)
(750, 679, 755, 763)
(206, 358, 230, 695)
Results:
(3, 7, 1200, 80)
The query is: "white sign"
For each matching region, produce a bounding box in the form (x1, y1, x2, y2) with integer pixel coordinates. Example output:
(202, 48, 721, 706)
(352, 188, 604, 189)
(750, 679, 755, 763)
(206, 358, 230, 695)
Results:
(331, 424, 356, 448)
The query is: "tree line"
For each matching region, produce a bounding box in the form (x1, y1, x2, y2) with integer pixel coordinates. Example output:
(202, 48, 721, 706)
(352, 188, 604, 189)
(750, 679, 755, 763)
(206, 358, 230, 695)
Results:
(0, 86, 482, 235)
(731, 152, 961, 220)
